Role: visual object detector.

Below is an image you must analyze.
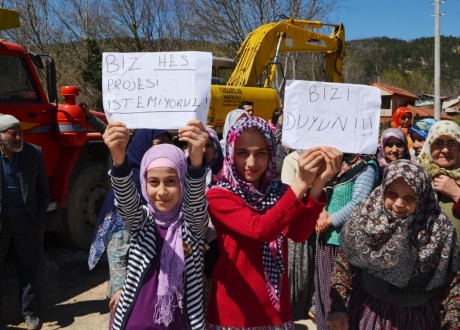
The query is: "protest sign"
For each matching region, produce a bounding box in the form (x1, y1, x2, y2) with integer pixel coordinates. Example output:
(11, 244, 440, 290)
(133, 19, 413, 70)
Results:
(102, 51, 212, 129)
(282, 80, 381, 153)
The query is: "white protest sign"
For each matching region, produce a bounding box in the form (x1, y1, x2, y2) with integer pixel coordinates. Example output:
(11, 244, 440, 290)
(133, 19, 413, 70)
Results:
(102, 51, 212, 129)
(282, 81, 381, 153)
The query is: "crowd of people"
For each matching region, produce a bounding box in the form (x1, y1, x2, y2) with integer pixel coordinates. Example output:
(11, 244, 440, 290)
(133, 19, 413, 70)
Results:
(1, 101, 460, 330)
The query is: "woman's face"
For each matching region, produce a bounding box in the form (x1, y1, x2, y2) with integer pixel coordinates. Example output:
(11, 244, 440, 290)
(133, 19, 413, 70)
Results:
(146, 166, 181, 213)
(430, 135, 460, 169)
(384, 137, 406, 162)
(204, 135, 216, 164)
(400, 113, 412, 128)
(384, 177, 417, 218)
(234, 127, 270, 190)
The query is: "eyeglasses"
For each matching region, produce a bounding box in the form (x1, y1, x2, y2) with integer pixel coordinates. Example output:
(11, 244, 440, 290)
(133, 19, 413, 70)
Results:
(432, 140, 460, 150)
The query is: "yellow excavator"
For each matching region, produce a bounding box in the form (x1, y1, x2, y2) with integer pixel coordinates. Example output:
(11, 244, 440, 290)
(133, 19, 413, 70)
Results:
(208, 17, 345, 133)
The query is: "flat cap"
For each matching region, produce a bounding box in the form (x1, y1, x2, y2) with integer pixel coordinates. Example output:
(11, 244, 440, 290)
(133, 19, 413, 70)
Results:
(0, 114, 20, 131)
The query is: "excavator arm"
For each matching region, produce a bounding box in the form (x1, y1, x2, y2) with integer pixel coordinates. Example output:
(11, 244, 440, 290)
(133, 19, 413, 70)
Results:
(0, 8, 20, 31)
(227, 18, 345, 87)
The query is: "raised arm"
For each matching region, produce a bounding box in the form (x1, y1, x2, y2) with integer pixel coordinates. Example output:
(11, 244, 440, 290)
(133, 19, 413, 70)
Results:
(178, 120, 209, 239)
(103, 122, 145, 233)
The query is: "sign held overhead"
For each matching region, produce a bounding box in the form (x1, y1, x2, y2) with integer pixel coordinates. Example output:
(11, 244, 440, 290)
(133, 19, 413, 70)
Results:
(282, 80, 381, 154)
(102, 51, 212, 129)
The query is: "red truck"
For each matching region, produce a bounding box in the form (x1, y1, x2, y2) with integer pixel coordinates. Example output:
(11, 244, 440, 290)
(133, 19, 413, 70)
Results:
(0, 9, 109, 249)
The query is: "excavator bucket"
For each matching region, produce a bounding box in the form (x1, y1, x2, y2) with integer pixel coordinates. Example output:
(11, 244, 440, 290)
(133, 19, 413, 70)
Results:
(0, 8, 20, 31)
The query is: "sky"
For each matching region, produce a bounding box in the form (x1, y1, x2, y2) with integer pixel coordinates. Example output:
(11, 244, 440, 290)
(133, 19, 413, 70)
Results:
(328, 0, 460, 41)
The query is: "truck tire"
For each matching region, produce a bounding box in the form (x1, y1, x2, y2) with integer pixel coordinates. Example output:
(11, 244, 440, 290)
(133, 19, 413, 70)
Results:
(59, 162, 109, 250)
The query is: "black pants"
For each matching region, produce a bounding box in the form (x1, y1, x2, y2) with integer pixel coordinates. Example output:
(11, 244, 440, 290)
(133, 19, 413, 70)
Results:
(0, 213, 45, 317)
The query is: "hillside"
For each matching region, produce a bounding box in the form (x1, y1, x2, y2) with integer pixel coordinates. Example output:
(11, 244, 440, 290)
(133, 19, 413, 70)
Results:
(343, 36, 460, 96)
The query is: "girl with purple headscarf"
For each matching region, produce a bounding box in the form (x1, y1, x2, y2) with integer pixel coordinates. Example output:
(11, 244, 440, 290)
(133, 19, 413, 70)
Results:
(103, 120, 209, 330)
(88, 129, 172, 315)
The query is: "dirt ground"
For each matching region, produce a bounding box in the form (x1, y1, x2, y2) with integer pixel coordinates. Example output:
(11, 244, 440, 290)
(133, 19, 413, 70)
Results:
(3, 233, 110, 330)
(2, 233, 315, 330)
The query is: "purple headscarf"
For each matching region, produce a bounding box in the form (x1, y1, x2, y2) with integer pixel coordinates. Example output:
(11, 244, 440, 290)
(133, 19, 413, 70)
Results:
(140, 143, 186, 326)
(377, 128, 411, 170)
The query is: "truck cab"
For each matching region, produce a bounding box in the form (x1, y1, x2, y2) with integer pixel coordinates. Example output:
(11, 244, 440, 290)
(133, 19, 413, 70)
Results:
(1, 9, 109, 249)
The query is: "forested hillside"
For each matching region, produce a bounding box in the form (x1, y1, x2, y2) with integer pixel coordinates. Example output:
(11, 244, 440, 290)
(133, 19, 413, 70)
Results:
(343, 36, 460, 96)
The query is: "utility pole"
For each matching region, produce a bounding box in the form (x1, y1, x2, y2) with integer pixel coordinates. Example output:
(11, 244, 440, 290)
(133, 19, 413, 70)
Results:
(433, 0, 445, 120)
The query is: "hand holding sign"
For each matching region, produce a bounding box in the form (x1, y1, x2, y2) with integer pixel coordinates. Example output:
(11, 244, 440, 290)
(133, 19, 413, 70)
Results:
(103, 121, 130, 166)
(178, 120, 208, 169)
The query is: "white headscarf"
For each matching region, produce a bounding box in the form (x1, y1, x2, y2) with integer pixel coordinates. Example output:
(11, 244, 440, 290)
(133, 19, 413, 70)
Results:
(219, 108, 249, 153)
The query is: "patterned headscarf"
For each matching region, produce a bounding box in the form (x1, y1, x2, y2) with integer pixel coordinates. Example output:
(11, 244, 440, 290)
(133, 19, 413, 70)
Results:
(409, 118, 437, 141)
(212, 115, 288, 311)
(391, 106, 412, 129)
(391, 107, 413, 148)
(376, 128, 411, 171)
(417, 120, 460, 185)
(140, 144, 186, 326)
(340, 159, 459, 290)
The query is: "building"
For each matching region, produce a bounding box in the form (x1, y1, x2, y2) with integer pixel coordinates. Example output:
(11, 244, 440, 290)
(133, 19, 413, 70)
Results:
(371, 82, 453, 123)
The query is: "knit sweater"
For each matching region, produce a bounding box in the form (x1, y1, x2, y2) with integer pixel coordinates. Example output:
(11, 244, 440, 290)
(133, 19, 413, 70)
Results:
(110, 159, 208, 330)
(206, 187, 325, 327)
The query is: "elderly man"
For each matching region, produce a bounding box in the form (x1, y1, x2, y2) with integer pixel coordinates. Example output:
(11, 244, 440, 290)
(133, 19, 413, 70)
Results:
(0, 114, 49, 330)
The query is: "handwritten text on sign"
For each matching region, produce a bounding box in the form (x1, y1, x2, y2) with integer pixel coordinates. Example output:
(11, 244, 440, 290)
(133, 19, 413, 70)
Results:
(282, 81, 381, 154)
(102, 51, 212, 129)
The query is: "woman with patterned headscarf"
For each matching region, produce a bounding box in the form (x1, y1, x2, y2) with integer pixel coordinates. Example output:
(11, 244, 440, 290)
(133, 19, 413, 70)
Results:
(417, 120, 460, 243)
(328, 160, 460, 329)
(377, 127, 412, 176)
(206, 116, 343, 329)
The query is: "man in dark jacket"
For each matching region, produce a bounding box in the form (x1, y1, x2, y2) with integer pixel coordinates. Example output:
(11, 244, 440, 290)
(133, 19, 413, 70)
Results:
(0, 114, 49, 330)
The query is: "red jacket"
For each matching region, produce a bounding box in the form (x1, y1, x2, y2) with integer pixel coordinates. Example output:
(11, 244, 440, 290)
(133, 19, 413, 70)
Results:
(206, 187, 325, 327)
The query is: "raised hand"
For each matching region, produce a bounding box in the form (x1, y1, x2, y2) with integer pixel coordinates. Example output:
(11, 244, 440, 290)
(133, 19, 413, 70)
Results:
(308, 147, 342, 199)
(317, 147, 343, 183)
(103, 121, 130, 166)
(290, 147, 324, 199)
(178, 120, 208, 169)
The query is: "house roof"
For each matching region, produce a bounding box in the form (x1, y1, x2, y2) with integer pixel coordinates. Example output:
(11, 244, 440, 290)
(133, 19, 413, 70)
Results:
(371, 82, 418, 100)
(407, 105, 454, 120)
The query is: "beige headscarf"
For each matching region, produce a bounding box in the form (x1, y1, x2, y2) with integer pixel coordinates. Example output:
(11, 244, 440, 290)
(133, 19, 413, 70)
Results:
(417, 120, 460, 184)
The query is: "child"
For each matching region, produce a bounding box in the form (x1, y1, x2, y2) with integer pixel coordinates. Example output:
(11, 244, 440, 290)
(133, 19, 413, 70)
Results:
(206, 116, 343, 329)
(103, 120, 208, 330)
(88, 129, 172, 310)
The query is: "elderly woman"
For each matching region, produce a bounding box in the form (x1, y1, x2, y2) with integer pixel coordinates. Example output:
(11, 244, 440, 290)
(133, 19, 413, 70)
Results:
(328, 160, 460, 330)
(377, 128, 411, 175)
(417, 120, 460, 243)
